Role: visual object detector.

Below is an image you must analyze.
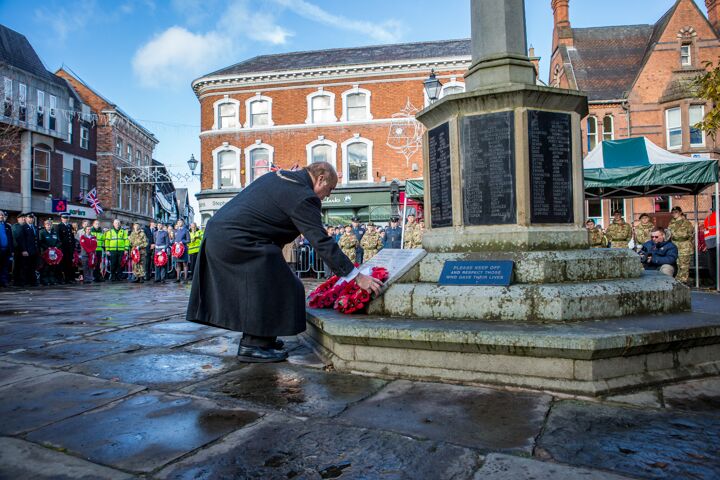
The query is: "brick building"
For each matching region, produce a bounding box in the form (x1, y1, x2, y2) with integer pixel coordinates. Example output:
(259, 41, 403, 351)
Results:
(0, 24, 97, 221)
(549, 0, 720, 227)
(57, 68, 158, 226)
(192, 40, 478, 225)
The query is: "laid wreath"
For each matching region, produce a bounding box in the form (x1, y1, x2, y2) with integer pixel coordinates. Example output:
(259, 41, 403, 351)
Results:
(42, 247, 63, 265)
(307, 266, 389, 314)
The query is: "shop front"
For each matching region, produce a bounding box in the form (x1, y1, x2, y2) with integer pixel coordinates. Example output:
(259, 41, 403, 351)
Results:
(322, 185, 395, 226)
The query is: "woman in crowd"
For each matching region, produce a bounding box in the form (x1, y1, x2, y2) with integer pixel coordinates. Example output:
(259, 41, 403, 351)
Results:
(38, 219, 60, 286)
(173, 219, 191, 283)
(128, 222, 149, 283)
(78, 224, 96, 284)
(154, 224, 170, 283)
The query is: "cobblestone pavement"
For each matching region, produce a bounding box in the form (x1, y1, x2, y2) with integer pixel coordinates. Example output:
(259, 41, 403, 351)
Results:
(0, 282, 719, 479)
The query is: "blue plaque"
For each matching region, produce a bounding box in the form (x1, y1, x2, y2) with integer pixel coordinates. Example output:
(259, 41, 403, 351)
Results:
(438, 261, 514, 286)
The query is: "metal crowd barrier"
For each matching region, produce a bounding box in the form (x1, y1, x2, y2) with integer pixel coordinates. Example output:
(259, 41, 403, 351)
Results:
(292, 245, 327, 279)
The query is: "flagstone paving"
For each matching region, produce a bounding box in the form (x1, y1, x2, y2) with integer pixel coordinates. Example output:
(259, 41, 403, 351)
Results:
(0, 283, 718, 479)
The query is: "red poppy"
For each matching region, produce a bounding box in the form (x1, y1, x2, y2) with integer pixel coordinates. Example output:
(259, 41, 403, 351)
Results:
(131, 247, 141, 264)
(171, 243, 185, 258)
(154, 250, 168, 267)
(42, 247, 63, 265)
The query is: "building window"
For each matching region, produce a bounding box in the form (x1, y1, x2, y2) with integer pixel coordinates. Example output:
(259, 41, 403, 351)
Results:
(249, 148, 270, 182)
(341, 87, 372, 122)
(135, 149, 142, 165)
(144, 154, 149, 164)
(246, 96, 273, 127)
(307, 90, 336, 124)
(654, 195, 671, 213)
(67, 118, 73, 143)
(216, 100, 239, 129)
(36, 90, 45, 128)
(49, 95, 57, 131)
(33, 149, 50, 182)
(18, 83, 26, 122)
(602, 115, 614, 141)
(80, 173, 89, 198)
(441, 80, 465, 98)
(80, 126, 89, 149)
(681, 44, 691, 66)
(217, 150, 239, 188)
(666, 107, 682, 150)
(587, 117, 598, 151)
(312, 144, 332, 163)
(63, 168, 73, 200)
(127, 144, 133, 162)
(342, 136, 373, 183)
(115, 138, 123, 156)
(586, 198, 603, 227)
(690, 105, 705, 147)
(611, 199, 626, 219)
(3, 77, 11, 117)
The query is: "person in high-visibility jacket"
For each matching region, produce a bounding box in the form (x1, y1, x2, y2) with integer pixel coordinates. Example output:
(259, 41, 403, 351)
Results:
(90, 219, 105, 282)
(187, 222, 203, 279)
(704, 207, 717, 287)
(105, 219, 129, 281)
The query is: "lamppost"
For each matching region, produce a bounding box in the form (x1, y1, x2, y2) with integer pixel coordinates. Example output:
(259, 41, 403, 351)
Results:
(423, 69, 443, 104)
(187, 154, 200, 178)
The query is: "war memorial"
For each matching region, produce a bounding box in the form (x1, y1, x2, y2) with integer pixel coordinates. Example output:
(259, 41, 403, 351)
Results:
(306, 0, 720, 396)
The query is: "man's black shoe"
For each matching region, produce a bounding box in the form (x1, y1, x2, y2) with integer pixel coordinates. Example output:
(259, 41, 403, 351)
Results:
(237, 345, 288, 363)
(271, 339, 285, 350)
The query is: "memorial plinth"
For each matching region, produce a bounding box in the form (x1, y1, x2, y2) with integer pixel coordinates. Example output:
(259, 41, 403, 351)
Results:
(303, 0, 716, 397)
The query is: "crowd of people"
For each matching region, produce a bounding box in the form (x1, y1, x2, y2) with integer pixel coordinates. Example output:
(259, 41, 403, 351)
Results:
(0, 211, 204, 288)
(585, 205, 713, 284)
(293, 213, 425, 270)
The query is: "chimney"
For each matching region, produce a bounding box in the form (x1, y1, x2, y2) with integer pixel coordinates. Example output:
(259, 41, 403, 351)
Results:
(528, 46, 541, 78)
(552, 0, 570, 28)
(708, 0, 720, 33)
(551, 0, 573, 54)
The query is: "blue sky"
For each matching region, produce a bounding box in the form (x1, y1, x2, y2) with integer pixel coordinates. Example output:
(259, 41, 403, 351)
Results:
(0, 0, 708, 215)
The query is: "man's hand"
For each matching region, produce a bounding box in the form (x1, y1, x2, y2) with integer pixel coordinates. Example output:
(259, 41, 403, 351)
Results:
(355, 272, 383, 296)
(646, 255, 653, 263)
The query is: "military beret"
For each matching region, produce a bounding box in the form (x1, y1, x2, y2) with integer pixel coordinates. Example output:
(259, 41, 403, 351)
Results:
(391, 216, 399, 222)
(671, 206, 683, 213)
(351, 216, 360, 222)
(60, 213, 70, 218)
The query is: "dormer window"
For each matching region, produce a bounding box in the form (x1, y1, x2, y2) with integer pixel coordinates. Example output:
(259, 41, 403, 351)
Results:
(681, 44, 691, 67)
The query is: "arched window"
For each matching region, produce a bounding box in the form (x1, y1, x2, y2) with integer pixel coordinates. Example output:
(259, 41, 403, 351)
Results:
(341, 136, 373, 183)
(306, 90, 336, 124)
(441, 80, 465, 97)
(587, 117, 598, 152)
(602, 115, 614, 141)
(212, 145, 241, 189)
(213, 97, 241, 130)
(341, 87, 372, 122)
(246, 95, 274, 128)
(244, 142, 275, 185)
(306, 137, 338, 169)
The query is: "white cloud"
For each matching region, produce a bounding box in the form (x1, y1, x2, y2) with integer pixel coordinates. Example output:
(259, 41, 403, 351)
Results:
(134, 0, 292, 89)
(132, 27, 232, 88)
(272, 0, 405, 43)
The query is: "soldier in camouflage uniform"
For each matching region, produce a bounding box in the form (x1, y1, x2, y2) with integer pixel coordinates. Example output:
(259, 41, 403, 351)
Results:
(668, 206, 694, 283)
(338, 225, 358, 263)
(360, 223, 383, 261)
(633, 213, 654, 247)
(585, 219, 607, 248)
(403, 213, 423, 249)
(605, 210, 633, 248)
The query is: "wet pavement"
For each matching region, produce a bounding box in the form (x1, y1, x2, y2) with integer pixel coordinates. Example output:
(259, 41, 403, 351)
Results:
(0, 283, 718, 479)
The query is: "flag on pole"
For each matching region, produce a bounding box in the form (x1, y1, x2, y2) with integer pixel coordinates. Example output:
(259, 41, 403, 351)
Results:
(85, 188, 104, 215)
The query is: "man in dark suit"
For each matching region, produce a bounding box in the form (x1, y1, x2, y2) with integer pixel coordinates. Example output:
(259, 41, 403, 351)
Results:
(187, 162, 382, 363)
(11, 213, 26, 286)
(351, 217, 366, 264)
(0, 211, 13, 287)
(17, 213, 40, 287)
(56, 213, 76, 284)
(144, 222, 155, 281)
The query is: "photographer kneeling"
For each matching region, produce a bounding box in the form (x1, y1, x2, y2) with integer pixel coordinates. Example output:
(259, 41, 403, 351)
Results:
(639, 227, 678, 277)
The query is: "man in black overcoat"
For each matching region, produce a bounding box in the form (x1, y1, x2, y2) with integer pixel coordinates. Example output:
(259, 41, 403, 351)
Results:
(56, 213, 75, 283)
(187, 162, 382, 363)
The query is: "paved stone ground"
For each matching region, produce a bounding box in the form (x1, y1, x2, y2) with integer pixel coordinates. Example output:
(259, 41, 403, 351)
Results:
(0, 282, 719, 479)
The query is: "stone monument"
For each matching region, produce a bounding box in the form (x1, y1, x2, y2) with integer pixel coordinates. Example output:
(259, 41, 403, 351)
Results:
(306, 0, 720, 396)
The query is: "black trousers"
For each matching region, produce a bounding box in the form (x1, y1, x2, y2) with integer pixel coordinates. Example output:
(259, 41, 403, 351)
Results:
(108, 251, 124, 280)
(0, 248, 10, 285)
(93, 251, 104, 281)
(144, 248, 153, 280)
(20, 254, 39, 285)
(189, 253, 198, 276)
(706, 247, 717, 286)
(60, 249, 75, 283)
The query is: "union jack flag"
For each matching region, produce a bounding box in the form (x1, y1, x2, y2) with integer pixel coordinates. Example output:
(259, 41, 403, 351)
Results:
(85, 188, 103, 215)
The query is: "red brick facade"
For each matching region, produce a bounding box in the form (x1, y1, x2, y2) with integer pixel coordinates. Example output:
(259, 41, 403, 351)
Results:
(549, 0, 720, 227)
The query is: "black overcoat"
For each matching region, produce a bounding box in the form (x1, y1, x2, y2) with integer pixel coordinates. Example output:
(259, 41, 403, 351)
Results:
(186, 169, 354, 336)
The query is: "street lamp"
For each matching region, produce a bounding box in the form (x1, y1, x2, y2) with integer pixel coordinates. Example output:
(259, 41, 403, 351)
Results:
(187, 154, 200, 178)
(423, 69, 443, 104)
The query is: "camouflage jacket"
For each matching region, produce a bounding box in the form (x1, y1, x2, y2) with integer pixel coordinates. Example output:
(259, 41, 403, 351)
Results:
(634, 222, 654, 245)
(668, 217, 694, 243)
(606, 220, 632, 242)
(588, 227, 607, 248)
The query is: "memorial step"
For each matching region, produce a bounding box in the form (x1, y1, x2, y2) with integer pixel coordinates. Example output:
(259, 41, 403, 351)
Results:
(370, 271, 689, 322)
